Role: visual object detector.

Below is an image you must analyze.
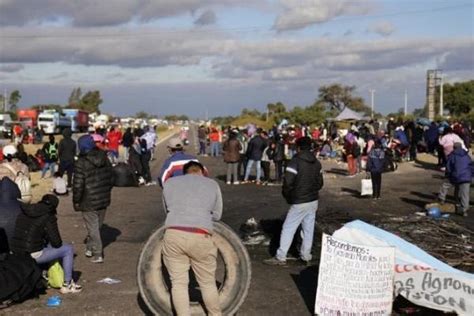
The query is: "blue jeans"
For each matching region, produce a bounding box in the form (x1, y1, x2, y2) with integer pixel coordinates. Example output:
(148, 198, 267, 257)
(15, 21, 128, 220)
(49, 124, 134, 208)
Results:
(199, 140, 206, 155)
(210, 141, 220, 156)
(41, 162, 56, 178)
(244, 159, 261, 181)
(276, 200, 318, 261)
(35, 244, 74, 283)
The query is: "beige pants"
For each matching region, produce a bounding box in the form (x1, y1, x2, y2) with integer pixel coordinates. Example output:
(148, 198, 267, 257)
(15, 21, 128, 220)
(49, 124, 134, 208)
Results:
(162, 229, 221, 316)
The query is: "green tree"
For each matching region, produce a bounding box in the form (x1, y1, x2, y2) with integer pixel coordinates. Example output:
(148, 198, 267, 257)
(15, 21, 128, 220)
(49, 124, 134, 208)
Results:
(80, 90, 103, 113)
(135, 111, 149, 119)
(317, 84, 371, 115)
(443, 80, 474, 116)
(8, 90, 21, 112)
(68, 87, 82, 108)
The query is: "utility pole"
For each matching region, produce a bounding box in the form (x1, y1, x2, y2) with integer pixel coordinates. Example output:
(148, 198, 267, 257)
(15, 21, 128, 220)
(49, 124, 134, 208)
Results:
(369, 89, 375, 119)
(404, 89, 408, 116)
(3, 88, 7, 112)
(439, 73, 444, 116)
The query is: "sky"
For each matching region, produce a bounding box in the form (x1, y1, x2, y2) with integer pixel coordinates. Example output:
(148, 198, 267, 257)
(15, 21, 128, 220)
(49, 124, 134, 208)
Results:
(0, 0, 473, 118)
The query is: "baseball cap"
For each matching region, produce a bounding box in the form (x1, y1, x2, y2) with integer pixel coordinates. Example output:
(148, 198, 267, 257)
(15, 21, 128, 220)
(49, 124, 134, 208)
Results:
(167, 137, 183, 149)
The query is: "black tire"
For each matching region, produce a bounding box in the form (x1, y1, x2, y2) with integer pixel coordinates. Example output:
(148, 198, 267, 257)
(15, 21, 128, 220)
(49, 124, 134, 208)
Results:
(137, 222, 252, 315)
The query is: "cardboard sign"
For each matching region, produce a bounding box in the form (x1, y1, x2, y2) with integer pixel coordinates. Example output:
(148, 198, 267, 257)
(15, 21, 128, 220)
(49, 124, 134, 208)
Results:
(315, 234, 395, 315)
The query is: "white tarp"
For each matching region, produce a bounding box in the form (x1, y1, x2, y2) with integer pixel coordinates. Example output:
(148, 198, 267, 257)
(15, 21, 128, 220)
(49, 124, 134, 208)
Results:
(333, 220, 474, 315)
(315, 234, 395, 315)
(334, 107, 365, 121)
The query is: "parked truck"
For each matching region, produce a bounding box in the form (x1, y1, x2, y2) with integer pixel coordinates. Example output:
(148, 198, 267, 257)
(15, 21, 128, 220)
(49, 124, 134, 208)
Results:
(0, 113, 13, 137)
(37, 110, 71, 134)
(62, 109, 89, 133)
(17, 109, 40, 129)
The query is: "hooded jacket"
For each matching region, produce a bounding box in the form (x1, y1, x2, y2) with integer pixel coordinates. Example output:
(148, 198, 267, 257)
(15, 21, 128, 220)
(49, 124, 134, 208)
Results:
(58, 128, 77, 163)
(446, 147, 472, 184)
(282, 150, 324, 204)
(73, 148, 114, 211)
(0, 177, 21, 253)
(222, 137, 242, 163)
(0, 159, 30, 182)
(367, 148, 385, 174)
(246, 135, 267, 161)
(10, 200, 62, 254)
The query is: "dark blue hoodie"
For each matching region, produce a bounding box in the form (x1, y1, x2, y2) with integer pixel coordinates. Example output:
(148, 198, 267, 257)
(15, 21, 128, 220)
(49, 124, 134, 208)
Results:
(446, 147, 472, 184)
(0, 177, 21, 252)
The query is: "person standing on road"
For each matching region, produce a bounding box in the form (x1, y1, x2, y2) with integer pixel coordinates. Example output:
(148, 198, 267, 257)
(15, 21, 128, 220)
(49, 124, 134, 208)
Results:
(41, 135, 59, 179)
(222, 131, 242, 185)
(106, 126, 122, 165)
(197, 125, 208, 156)
(73, 135, 114, 263)
(158, 138, 201, 187)
(438, 142, 472, 217)
(122, 127, 134, 162)
(242, 128, 268, 185)
(264, 137, 323, 266)
(162, 161, 222, 316)
(209, 127, 221, 157)
(58, 128, 76, 188)
(367, 140, 385, 200)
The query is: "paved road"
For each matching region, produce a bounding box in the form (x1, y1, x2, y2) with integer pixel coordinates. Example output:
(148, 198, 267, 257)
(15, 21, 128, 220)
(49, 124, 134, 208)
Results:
(4, 127, 473, 315)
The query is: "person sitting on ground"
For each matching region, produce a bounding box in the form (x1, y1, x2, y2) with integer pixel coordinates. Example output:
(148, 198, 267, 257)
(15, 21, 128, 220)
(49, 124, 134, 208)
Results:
(10, 194, 82, 293)
(158, 137, 201, 187)
(0, 177, 22, 253)
(52, 172, 68, 196)
(438, 142, 472, 217)
(0, 145, 30, 182)
(318, 140, 332, 158)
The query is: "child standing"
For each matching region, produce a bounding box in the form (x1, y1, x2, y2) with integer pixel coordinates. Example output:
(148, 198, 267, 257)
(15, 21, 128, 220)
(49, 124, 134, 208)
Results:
(367, 140, 385, 200)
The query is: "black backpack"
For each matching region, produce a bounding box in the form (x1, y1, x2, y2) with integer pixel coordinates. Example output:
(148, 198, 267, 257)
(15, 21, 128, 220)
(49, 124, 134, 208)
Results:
(353, 143, 361, 158)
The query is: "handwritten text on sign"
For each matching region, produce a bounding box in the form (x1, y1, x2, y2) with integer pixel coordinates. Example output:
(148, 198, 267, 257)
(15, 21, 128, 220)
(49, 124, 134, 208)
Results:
(315, 234, 395, 315)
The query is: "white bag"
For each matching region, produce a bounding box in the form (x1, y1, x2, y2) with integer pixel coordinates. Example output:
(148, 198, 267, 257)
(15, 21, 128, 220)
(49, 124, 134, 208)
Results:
(360, 178, 373, 196)
(4, 164, 32, 203)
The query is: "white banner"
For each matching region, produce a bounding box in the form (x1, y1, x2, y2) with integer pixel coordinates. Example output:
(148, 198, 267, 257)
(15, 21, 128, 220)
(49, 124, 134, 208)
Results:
(394, 265, 474, 315)
(315, 234, 395, 315)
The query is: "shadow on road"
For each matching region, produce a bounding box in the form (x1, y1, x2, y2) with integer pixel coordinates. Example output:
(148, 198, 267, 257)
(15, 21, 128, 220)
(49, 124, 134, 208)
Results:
(400, 197, 428, 208)
(341, 187, 364, 198)
(326, 168, 348, 176)
(101, 224, 122, 249)
(290, 266, 318, 315)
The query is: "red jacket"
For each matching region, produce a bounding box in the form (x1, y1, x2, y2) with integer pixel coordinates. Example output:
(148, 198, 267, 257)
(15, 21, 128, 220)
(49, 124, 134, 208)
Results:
(107, 131, 122, 151)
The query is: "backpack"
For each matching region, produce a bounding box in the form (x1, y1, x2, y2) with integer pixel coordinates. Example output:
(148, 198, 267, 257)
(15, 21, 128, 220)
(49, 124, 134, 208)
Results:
(45, 143, 58, 161)
(4, 164, 32, 204)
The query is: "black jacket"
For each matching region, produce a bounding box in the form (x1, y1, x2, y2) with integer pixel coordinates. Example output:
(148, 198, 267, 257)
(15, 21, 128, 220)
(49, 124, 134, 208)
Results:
(59, 129, 77, 163)
(246, 135, 267, 161)
(122, 131, 134, 148)
(73, 148, 114, 211)
(282, 150, 323, 204)
(10, 202, 62, 254)
(0, 177, 22, 253)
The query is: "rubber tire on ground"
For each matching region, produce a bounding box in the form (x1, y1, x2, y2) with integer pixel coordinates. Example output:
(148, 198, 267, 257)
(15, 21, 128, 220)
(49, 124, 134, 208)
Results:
(137, 221, 252, 315)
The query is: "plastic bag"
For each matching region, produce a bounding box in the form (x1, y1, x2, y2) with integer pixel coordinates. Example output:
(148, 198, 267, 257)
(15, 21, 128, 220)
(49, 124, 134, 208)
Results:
(360, 178, 373, 196)
(47, 261, 64, 289)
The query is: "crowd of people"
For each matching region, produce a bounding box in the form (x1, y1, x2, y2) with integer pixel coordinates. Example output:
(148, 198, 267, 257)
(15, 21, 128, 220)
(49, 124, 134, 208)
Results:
(0, 117, 472, 313)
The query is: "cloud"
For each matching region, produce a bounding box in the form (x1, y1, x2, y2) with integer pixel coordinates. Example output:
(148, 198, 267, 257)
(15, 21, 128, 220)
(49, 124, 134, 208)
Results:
(273, 0, 374, 32)
(0, 0, 254, 27)
(194, 10, 217, 26)
(369, 21, 395, 37)
(0, 63, 24, 72)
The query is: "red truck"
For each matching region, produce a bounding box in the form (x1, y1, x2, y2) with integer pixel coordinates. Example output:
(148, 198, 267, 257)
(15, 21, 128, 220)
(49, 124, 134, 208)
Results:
(17, 109, 40, 128)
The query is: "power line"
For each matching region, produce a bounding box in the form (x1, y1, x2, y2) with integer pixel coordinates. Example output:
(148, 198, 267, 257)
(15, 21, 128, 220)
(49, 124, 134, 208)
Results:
(0, 2, 471, 39)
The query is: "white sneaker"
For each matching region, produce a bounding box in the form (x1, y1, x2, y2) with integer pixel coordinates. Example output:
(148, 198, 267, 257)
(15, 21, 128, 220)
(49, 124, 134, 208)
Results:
(91, 256, 104, 264)
(85, 250, 93, 258)
(226, 181, 231, 185)
(60, 281, 83, 294)
(233, 181, 240, 185)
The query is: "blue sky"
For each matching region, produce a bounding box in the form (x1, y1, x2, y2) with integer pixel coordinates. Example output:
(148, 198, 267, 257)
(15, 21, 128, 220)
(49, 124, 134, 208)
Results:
(0, 0, 472, 118)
